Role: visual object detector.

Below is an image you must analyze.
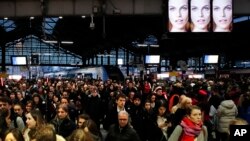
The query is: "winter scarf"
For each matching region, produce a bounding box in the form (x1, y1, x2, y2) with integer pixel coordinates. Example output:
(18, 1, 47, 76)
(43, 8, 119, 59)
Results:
(180, 117, 203, 141)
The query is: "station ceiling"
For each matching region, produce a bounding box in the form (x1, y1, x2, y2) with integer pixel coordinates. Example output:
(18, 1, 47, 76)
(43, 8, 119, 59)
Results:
(1, 14, 250, 61)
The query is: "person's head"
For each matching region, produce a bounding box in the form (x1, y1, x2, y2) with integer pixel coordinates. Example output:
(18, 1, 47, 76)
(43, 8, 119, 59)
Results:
(25, 100, 34, 113)
(60, 97, 69, 105)
(26, 110, 45, 129)
(186, 105, 202, 125)
(228, 118, 248, 135)
(133, 95, 141, 106)
(57, 104, 69, 120)
(168, 0, 189, 32)
(116, 93, 126, 109)
(77, 114, 90, 128)
(212, 0, 232, 32)
(67, 129, 94, 141)
(13, 103, 24, 116)
(4, 128, 25, 141)
(82, 119, 100, 137)
(144, 100, 151, 111)
(182, 97, 192, 109)
(16, 91, 23, 100)
(190, 0, 211, 32)
(157, 104, 167, 116)
(0, 96, 12, 110)
(118, 111, 130, 128)
(32, 94, 41, 104)
(229, 118, 248, 126)
(29, 124, 57, 141)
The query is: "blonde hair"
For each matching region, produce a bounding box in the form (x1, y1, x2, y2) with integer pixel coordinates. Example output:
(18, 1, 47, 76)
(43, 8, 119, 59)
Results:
(230, 118, 248, 125)
(67, 129, 93, 141)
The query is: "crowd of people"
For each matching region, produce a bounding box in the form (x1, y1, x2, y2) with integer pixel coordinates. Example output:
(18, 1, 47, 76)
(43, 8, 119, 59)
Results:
(0, 75, 249, 141)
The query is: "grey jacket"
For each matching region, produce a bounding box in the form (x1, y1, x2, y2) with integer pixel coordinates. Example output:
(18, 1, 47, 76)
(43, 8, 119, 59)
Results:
(168, 125, 208, 141)
(217, 100, 238, 133)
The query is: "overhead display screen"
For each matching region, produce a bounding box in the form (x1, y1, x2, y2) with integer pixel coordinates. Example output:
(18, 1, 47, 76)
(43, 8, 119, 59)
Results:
(167, 0, 233, 33)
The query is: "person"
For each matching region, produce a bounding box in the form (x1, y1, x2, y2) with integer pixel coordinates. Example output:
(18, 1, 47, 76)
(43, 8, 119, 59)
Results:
(212, 0, 232, 32)
(105, 111, 141, 141)
(168, 105, 208, 141)
(4, 128, 25, 141)
(29, 124, 56, 141)
(28, 124, 66, 141)
(50, 104, 77, 138)
(23, 110, 46, 141)
(227, 118, 248, 141)
(77, 114, 90, 128)
(168, 0, 189, 32)
(190, 0, 211, 32)
(216, 94, 238, 141)
(67, 129, 94, 141)
(81, 119, 102, 141)
(103, 93, 128, 130)
(13, 103, 26, 132)
(0, 108, 11, 140)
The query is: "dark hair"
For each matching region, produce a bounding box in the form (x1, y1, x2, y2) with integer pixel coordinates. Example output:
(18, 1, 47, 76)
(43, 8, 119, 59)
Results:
(0, 108, 9, 139)
(78, 114, 90, 121)
(116, 93, 126, 100)
(81, 119, 102, 139)
(29, 109, 46, 127)
(0, 96, 12, 105)
(4, 128, 25, 141)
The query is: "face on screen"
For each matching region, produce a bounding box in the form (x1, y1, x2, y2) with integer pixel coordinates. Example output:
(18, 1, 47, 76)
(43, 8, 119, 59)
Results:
(212, 0, 232, 32)
(168, 0, 189, 32)
(191, 0, 211, 32)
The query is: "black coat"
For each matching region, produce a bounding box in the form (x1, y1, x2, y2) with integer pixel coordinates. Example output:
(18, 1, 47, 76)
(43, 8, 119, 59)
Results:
(105, 124, 141, 141)
(50, 117, 76, 138)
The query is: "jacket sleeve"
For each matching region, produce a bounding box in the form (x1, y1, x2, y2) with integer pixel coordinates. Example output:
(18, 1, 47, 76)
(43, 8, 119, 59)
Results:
(168, 125, 183, 141)
(203, 126, 208, 141)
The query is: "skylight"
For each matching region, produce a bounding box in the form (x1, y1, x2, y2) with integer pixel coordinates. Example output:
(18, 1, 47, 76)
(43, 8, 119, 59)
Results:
(233, 16, 250, 23)
(0, 19, 16, 32)
(42, 17, 59, 35)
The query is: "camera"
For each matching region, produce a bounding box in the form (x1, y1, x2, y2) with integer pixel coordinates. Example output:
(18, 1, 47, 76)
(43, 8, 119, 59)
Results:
(90, 22, 95, 30)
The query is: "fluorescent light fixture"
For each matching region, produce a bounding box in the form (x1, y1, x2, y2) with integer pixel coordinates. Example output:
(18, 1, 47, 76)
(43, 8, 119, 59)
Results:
(149, 44, 159, 47)
(61, 41, 74, 44)
(137, 44, 148, 47)
(42, 39, 58, 44)
(4, 17, 8, 20)
(81, 15, 86, 18)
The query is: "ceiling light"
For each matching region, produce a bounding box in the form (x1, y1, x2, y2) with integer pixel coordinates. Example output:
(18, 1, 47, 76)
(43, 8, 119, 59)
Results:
(137, 44, 147, 47)
(59, 16, 63, 19)
(42, 39, 58, 44)
(81, 15, 86, 18)
(30, 17, 34, 20)
(4, 17, 8, 20)
(149, 44, 159, 47)
(61, 41, 74, 44)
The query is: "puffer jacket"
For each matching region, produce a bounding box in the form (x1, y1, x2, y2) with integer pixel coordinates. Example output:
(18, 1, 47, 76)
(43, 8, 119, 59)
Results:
(217, 100, 238, 133)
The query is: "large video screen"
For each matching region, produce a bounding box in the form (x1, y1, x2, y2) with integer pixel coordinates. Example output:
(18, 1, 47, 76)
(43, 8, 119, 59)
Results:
(203, 55, 219, 64)
(145, 55, 160, 64)
(167, 0, 233, 33)
(11, 56, 27, 65)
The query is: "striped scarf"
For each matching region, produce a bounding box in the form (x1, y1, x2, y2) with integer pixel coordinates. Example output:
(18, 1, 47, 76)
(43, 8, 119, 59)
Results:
(180, 117, 202, 141)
